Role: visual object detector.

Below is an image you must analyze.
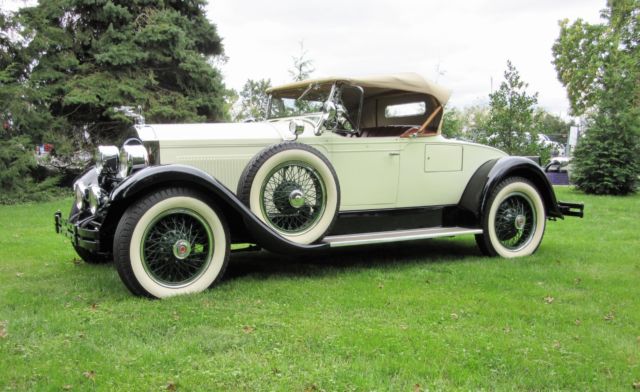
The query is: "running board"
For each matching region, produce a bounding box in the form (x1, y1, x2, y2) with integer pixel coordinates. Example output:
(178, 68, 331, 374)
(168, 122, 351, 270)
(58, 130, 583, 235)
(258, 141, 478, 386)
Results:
(323, 227, 483, 248)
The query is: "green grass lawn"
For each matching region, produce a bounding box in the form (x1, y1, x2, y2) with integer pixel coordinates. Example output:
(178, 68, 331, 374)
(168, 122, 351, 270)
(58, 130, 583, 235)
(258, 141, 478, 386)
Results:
(0, 187, 638, 391)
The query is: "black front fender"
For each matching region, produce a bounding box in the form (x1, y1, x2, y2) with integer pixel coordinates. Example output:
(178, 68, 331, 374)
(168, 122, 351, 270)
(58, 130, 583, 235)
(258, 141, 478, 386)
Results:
(107, 164, 327, 254)
(459, 156, 563, 220)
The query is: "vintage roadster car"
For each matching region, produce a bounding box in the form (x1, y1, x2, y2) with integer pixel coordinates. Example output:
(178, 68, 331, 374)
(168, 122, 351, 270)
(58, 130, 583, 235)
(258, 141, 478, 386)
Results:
(55, 73, 583, 298)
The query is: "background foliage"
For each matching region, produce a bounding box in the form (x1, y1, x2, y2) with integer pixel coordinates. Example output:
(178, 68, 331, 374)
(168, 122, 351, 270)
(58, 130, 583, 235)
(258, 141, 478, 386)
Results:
(0, 0, 227, 202)
(553, 0, 640, 194)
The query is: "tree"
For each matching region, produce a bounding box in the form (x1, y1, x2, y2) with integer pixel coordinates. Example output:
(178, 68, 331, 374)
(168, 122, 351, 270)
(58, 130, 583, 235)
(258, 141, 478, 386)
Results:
(471, 61, 548, 160)
(553, 0, 640, 194)
(441, 108, 465, 139)
(0, 0, 228, 201)
(532, 110, 572, 142)
(3, 0, 227, 154)
(235, 79, 272, 121)
(288, 42, 314, 82)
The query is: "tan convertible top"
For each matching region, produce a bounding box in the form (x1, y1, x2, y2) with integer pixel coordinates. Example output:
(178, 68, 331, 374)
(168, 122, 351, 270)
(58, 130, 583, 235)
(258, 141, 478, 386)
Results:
(267, 72, 452, 105)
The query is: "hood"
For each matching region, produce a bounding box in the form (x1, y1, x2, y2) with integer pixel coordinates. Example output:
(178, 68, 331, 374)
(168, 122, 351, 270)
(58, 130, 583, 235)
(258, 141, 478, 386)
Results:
(134, 121, 293, 142)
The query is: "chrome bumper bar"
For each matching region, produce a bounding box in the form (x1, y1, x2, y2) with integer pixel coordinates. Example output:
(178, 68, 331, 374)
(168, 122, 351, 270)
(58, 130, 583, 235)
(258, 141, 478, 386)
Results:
(54, 211, 100, 251)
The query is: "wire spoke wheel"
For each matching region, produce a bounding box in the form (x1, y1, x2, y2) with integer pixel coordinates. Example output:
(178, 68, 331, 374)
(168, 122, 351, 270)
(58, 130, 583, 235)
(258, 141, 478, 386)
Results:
(494, 192, 536, 251)
(260, 161, 326, 234)
(141, 208, 213, 287)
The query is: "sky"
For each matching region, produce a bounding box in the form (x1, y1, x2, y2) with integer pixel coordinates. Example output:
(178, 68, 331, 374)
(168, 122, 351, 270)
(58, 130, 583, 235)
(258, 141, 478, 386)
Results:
(208, 0, 605, 118)
(1, 0, 605, 118)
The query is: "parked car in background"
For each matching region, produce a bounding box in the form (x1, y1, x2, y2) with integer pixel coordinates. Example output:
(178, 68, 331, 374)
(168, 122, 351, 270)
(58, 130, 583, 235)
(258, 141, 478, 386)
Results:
(538, 133, 566, 157)
(545, 156, 572, 185)
(55, 73, 584, 298)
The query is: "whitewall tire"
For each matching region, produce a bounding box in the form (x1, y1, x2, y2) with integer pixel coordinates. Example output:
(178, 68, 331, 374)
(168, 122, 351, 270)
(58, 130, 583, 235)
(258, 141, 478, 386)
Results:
(237, 143, 340, 245)
(114, 188, 230, 298)
(476, 177, 546, 258)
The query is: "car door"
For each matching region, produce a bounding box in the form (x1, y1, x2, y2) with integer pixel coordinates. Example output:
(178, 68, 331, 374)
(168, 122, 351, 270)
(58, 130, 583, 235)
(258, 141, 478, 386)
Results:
(326, 136, 402, 210)
(396, 137, 465, 207)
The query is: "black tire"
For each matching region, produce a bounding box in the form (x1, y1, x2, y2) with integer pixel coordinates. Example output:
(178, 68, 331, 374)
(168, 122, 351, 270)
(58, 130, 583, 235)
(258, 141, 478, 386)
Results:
(113, 187, 230, 298)
(69, 204, 111, 264)
(237, 142, 340, 244)
(476, 177, 546, 258)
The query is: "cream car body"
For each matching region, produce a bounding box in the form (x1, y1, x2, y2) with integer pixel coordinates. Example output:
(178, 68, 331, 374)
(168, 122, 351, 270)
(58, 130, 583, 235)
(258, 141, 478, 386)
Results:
(55, 73, 584, 298)
(138, 122, 507, 210)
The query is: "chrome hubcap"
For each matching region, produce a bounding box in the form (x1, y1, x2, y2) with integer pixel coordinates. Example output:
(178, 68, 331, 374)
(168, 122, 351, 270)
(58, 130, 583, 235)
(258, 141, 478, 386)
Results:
(288, 189, 305, 209)
(514, 214, 526, 230)
(172, 239, 192, 260)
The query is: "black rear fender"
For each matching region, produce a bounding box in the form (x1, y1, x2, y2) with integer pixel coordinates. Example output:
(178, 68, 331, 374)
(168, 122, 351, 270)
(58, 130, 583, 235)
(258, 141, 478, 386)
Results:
(459, 156, 563, 221)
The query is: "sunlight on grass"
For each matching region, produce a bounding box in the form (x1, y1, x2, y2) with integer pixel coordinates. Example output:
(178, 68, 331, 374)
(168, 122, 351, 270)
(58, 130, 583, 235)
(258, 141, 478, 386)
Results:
(0, 189, 639, 390)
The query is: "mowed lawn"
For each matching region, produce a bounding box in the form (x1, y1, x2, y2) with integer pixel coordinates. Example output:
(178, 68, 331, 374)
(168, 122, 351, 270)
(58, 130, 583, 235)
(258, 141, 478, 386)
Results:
(0, 187, 638, 391)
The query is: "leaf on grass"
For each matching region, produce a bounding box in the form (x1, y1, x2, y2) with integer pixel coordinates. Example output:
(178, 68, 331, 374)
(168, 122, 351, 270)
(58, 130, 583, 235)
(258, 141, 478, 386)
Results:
(0, 321, 7, 338)
(503, 326, 512, 334)
(242, 325, 254, 334)
(378, 282, 384, 289)
(166, 381, 177, 391)
(82, 371, 95, 380)
(62, 385, 72, 390)
(304, 384, 318, 392)
(172, 312, 180, 321)
(450, 313, 459, 320)
(575, 319, 582, 326)
(553, 340, 561, 349)
(413, 384, 422, 392)
(632, 381, 640, 389)
(399, 324, 408, 330)
(574, 277, 582, 285)
(544, 296, 555, 304)
(72, 259, 82, 266)
(89, 304, 98, 312)
(604, 312, 615, 321)
(15, 272, 23, 277)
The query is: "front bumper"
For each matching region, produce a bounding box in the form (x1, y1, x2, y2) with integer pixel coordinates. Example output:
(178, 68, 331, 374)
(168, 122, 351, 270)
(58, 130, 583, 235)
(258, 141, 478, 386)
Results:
(54, 211, 101, 251)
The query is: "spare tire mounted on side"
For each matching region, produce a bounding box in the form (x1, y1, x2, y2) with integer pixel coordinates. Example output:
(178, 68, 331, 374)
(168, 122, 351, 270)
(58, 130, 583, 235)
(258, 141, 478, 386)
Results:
(237, 143, 340, 245)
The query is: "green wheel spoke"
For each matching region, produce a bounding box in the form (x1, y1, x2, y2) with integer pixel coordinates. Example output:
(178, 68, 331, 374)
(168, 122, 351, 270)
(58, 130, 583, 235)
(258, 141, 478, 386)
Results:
(141, 209, 214, 287)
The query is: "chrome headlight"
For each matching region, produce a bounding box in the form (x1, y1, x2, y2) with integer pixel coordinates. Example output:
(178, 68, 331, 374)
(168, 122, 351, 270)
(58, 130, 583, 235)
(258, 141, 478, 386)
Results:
(95, 145, 119, 175)
(88, 185, 104, 215)
(118, 144, 149, 178)
(74, 182, 88, 210)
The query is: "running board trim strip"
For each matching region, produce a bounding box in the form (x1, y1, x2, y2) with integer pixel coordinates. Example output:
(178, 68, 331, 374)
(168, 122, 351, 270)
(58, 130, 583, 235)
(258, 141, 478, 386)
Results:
(323, 227, 483, 247)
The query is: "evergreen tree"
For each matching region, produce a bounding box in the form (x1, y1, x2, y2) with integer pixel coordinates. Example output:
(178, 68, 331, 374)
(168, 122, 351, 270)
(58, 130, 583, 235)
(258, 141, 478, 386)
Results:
(288, 42, 314, 82)
(0, 1, 228, 202)
(2, 0, 227, 154)
(553, 0, 640, 194)
(472, 61, 548, 160)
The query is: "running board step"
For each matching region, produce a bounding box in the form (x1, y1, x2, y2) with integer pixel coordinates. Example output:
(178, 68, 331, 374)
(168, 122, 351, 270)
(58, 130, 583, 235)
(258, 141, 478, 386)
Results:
(323, 227, 483, 248)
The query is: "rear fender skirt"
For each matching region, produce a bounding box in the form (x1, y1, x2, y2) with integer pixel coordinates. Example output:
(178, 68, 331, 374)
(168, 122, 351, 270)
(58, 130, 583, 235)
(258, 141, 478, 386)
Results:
(107, 164, 327, 254)
(459, 156, 563, 220)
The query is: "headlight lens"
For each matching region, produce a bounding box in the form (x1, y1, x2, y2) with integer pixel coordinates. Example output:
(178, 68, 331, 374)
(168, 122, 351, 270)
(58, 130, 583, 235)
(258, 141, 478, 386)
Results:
(118, 144, 149, 178)
(88, 185, 103, 215)
(95, 145, 119, 174)
(74, 182, 88, 210)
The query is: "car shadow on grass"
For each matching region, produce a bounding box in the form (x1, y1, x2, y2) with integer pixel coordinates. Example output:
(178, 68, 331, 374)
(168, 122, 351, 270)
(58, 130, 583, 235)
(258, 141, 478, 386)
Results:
(224, 237, 483, 282)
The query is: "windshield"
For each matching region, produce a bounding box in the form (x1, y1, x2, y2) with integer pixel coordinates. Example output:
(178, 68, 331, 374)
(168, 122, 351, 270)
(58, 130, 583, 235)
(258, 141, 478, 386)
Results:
(267, 84, 331, 119)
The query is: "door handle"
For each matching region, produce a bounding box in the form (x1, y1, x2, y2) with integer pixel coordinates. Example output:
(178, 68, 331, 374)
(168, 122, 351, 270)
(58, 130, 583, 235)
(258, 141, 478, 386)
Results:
(389, 152, 400, 156)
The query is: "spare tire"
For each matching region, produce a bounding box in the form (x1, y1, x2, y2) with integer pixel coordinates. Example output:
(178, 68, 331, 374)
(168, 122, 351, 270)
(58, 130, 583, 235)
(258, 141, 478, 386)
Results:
(237, 143, 340, 244)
